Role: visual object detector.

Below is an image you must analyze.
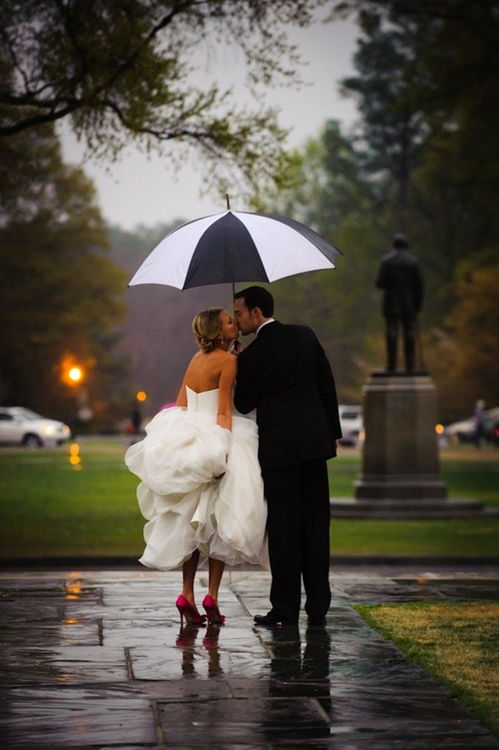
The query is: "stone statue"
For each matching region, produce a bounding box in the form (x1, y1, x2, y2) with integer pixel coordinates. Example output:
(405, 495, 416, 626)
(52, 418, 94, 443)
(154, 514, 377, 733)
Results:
(376, 234, 424, 372)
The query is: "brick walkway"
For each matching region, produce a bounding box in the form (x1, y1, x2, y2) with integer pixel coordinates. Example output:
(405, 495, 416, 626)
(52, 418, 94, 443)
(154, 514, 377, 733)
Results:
(1, 567, 498, 748)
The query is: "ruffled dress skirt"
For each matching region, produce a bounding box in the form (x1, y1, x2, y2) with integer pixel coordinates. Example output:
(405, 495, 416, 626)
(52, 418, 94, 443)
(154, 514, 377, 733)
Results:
(124, 387, 267, 570)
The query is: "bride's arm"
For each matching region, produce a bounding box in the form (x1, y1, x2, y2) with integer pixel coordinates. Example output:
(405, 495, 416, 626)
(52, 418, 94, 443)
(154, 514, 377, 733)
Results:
(176, 354, 198, 407)
(175, 369, 189, 407)
(217, 355, 237, 431)
(175, 383, 187, 407)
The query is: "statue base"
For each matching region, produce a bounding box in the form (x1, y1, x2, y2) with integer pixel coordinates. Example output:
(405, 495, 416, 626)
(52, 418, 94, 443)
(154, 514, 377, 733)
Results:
(330, 370, 483, 518)
(330, 497, 484, 518)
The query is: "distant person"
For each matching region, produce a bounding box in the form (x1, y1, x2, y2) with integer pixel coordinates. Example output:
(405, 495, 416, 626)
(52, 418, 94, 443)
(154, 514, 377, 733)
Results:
(473, 399, 487, 447)
(233, 286, 341, 628)
(130, 403, 141, 434)
(125, 307, 267, 628)
(376, 234, 424, 372)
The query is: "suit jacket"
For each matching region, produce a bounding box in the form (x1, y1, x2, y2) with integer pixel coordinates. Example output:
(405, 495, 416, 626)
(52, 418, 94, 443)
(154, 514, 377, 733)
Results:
(376, 249, 424, 318)
(234, 321, 342, 471)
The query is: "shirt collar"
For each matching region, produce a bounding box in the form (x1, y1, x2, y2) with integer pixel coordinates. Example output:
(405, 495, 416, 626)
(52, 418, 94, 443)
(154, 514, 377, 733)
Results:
(256, 318, 275, 336)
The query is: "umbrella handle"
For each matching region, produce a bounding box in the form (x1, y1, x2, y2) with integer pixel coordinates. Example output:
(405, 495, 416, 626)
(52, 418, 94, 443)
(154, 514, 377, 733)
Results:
(227, 194, 234, 303)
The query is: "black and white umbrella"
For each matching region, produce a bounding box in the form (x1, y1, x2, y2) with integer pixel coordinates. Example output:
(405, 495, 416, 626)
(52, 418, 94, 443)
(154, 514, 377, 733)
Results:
(128, 209, 341, 290)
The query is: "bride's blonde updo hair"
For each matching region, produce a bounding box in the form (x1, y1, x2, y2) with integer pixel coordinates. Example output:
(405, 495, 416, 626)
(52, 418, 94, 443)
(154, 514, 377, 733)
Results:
(192, 307, 224, 353)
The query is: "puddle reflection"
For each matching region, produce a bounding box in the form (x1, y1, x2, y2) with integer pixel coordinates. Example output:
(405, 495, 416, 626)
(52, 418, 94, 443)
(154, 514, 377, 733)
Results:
(202, 624, 223, 677)
(268, 624, 331, 689)
(64, 574, 84, 600)
(68, 442, 82, 471)
(266, 625, 331, 744)
(174, 622, 331, 743)
(176, 623, 223, 677)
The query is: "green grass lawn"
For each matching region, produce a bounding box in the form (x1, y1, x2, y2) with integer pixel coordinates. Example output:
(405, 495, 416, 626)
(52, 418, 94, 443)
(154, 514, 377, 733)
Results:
(329, 446, 499, 507)
(356, 601, 499, 737)
(0, 439, 498, 559)
(328, 446, 499, 557)
(0, 439, 143, 557)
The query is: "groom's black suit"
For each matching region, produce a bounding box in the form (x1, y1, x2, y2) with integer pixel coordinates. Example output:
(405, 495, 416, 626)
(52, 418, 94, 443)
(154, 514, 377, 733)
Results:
(234, 321, 341, 623)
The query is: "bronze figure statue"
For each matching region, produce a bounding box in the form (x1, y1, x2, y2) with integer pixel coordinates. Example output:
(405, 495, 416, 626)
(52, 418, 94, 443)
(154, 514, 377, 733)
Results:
(376, 234, 424, 372)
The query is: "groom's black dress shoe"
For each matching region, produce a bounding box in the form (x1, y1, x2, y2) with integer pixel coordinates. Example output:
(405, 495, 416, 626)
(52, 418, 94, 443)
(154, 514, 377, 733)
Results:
(254, 611, 297, 628)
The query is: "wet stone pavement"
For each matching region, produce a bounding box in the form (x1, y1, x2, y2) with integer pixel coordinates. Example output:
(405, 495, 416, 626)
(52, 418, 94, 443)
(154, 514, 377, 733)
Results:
(0, 568, 498, 749)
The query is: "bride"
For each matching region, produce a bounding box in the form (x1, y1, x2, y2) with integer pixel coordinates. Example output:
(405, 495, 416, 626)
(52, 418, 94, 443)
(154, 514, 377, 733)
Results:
(125, 307, 267, 627)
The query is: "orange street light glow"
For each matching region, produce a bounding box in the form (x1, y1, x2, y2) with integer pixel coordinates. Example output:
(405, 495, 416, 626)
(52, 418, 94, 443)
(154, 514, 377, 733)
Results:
(68, 366, 83, 383)
(136, 391, 147, 402)
(435, 424, 445, 435)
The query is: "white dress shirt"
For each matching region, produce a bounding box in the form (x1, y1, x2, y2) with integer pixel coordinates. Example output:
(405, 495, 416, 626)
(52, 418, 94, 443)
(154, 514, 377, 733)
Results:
(256, 318, 275, 336)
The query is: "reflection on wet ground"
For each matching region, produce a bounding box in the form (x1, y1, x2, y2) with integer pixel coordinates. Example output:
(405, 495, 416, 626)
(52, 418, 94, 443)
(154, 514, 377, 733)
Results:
(0, 569, 498, 747)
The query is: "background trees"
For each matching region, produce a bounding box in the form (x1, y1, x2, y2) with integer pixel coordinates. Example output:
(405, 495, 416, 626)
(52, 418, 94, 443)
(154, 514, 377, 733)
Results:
(1, 1, 497, 425)
(0, 0, 331, 427)
(262, 1, 499, 420)
(0, 0, 329, 195)
(0, 125, 127, 427)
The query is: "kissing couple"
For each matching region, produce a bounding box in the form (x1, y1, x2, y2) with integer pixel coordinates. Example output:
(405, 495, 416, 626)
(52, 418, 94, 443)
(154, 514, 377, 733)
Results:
(125, 286, 342, 629)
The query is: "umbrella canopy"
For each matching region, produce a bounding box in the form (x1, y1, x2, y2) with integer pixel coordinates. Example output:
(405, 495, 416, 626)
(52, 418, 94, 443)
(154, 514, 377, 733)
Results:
(128, 210, 341, 290)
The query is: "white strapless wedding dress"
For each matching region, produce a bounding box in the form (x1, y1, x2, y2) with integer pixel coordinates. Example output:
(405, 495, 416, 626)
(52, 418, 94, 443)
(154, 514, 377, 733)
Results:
(125, 386, 267, 570)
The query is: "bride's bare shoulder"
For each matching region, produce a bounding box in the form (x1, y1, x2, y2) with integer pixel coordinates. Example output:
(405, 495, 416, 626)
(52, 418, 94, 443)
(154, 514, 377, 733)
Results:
(216, 350, 237, 366)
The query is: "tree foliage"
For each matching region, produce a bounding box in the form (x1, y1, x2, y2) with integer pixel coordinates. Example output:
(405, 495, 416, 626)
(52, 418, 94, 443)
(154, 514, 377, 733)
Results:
(340, 12, 431, 230)
(0, 124, 127, 425)
(266, 2, 499, 417)
(0, 0, 328, 193)
(265, 120, 390, 402)
(427, 266, 499, 413)
(334, 0, 499, 242)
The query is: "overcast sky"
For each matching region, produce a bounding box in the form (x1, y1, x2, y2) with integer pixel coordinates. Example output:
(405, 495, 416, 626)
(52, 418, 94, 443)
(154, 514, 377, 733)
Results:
(59, 10, 359, 230)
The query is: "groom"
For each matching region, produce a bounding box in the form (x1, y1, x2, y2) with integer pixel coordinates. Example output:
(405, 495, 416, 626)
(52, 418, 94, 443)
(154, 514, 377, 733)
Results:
(233, 286, 341, 627)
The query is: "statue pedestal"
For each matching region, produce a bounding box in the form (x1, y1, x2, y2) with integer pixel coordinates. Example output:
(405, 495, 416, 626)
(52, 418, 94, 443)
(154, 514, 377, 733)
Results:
(356, 371, 447, 500)
(331, 371, 483, 518)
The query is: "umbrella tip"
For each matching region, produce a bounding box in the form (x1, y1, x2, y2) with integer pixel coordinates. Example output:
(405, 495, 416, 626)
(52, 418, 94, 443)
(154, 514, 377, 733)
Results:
(225, 193, 231, 211)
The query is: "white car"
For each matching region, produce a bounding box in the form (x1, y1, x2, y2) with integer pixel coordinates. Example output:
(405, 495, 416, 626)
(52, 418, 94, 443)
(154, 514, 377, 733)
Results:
(338, 404, 363, 446)
(0, 407, 71, 447)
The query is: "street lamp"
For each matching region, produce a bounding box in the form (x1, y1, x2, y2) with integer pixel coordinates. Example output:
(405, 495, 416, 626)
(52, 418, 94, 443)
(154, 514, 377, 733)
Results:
(68, 366, 83, 384)
(60, 355, 85, 388)
(60, 355, 93, 425)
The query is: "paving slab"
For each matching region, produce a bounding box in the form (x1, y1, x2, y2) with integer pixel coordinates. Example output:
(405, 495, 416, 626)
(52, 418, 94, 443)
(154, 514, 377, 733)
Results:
(0, 568, 498, 748)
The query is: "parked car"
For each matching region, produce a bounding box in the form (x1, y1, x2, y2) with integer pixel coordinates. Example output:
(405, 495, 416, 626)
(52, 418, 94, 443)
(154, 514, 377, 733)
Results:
(338, 404, 363, 446)
(0, 407, 71, 447)
(445, 416, 476, 443)
(445, 407, 499, 444)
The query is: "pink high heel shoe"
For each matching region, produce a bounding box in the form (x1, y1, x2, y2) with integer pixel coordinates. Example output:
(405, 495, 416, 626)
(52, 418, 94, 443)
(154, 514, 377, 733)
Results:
(202, 594, 226, 625)
(176, 595, 206, 626)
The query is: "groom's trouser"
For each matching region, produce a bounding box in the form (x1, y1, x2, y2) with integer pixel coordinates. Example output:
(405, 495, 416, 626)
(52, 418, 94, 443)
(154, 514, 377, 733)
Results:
(262, 458, 331, 623)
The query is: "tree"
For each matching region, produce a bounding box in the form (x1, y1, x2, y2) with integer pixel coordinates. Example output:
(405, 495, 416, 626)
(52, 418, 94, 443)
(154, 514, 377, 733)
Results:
(333, 1, 499, 416)
(334, 0, 499, 241)
(0, 0, 329, 193)
(339, 11, 431, 231)
(266, 120, 390, 401)
(0, 124, 127, 425)
(425, 266, 499, 419)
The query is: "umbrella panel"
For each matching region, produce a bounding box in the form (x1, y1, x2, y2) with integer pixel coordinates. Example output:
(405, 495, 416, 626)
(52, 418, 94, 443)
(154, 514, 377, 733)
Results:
(184, 212, 269, 289)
